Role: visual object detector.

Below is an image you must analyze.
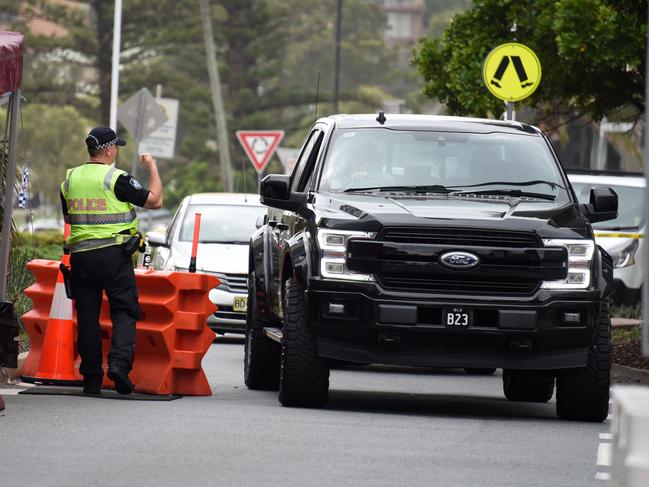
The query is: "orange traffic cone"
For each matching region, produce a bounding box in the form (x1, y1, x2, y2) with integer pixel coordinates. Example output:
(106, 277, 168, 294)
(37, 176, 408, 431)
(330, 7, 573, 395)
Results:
(27, 224, 81, 385)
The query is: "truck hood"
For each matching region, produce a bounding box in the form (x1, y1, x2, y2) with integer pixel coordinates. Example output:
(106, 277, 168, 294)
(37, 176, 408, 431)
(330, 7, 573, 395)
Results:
(169, 241, 249, 274)
(313, 192, 589, 239)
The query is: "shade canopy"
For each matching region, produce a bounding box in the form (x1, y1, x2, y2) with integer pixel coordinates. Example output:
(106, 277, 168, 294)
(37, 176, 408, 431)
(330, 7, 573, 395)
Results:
(0, 31, 23, 93)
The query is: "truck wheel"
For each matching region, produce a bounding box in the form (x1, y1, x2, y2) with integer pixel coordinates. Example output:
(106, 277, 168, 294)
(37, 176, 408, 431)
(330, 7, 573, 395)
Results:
(503, 370, 554, 403)
(244, 271, 280, 390)
(464, 368, 497, 375)
(556, 300, 611, 422)
(279, 277, 329, 407)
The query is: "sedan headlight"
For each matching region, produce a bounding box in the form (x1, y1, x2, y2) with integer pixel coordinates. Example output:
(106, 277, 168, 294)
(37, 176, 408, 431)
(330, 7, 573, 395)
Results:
(610, 239, 639, 268)
(541, 239, 595, 289)
(317, 229, 375, 281)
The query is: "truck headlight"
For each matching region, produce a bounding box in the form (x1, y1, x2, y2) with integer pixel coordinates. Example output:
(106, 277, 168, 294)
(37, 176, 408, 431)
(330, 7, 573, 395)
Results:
(610, 239, 639, 268)
(541, 239, 595, 290)
(317, 229, 375, 281)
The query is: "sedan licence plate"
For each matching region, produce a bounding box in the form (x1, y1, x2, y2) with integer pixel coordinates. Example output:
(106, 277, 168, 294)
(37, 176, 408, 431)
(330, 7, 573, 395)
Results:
(444, 307, 472, 327)
(233, 296, 248, 313)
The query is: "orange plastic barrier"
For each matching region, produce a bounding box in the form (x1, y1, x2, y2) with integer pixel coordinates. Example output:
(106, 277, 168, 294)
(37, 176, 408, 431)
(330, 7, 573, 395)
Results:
(21, 259, 219, 395)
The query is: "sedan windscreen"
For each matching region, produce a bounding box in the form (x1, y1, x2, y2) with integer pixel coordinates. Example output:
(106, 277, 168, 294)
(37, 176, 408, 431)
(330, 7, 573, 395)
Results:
(319, 128, 569, 201)
(180, 205, 267, 244)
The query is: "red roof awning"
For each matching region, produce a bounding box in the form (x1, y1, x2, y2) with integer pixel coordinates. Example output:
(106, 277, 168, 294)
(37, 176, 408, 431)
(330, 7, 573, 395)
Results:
(0, 31, 23, 93)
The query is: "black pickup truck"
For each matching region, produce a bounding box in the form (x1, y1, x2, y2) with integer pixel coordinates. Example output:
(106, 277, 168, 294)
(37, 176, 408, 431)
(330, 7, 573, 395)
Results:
(245, 114, 617, 422)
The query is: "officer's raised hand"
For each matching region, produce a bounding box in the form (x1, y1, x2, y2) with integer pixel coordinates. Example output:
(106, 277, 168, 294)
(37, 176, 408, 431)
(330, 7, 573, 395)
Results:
(139, 152, 163, 210)
(139, 152, 156, 168)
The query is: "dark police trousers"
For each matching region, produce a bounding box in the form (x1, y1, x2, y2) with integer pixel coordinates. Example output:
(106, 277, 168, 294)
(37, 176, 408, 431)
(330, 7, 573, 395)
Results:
(70, 245, 141, 381)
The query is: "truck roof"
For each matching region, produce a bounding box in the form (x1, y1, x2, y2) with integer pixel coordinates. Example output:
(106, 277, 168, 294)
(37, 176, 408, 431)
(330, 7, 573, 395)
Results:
(319, 113, 540, 135)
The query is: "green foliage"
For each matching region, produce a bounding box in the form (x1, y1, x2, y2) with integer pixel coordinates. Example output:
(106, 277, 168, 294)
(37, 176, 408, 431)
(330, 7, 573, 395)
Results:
(7, 240, 34, 320)
(9, 0, 403, 204)
(5, 232, 64, 350)
(611, 325, 641, 345)
(612, 304, 642, 320)
(19, 104, 92, 206)
(413, 0, 646, 121)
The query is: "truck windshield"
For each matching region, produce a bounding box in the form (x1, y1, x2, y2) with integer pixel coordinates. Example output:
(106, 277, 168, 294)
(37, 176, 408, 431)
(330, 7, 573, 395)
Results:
(571, 182, 645, 230)
(319, 128, 569, 201)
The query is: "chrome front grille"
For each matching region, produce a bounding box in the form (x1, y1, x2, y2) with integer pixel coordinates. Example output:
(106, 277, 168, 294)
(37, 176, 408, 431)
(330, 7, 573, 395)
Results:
(379, 227, 540, 248)
(214, 273, 248, 293)
(213, 305, 246, 322)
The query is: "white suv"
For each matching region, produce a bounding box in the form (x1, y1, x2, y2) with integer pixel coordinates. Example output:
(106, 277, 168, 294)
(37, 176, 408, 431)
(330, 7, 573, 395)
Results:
(148, 193, 266, 333)
(569, 171, 645, 306)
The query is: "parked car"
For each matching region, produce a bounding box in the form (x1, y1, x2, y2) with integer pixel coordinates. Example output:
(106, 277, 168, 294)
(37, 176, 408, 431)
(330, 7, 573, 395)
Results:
(148, 193, 266, 333)
(135, 207, 172, 234)
(245, 113, 617, 422)
(568, 171, 645, 306)
(19, 218, 62, 233)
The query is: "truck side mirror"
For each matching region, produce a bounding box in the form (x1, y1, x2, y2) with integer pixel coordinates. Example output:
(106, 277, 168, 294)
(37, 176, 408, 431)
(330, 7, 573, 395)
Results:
(588, 187, 618, 223)
(260, 174, 306, 212)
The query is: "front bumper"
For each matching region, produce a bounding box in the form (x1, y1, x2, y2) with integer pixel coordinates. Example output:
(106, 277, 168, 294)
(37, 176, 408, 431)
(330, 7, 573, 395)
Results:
(207, 288, 247, 333)
(307, 280, 600, 370)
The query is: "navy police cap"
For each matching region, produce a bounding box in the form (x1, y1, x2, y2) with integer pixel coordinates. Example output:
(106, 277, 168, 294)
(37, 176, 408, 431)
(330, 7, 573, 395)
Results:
(85, 127, 127, 150)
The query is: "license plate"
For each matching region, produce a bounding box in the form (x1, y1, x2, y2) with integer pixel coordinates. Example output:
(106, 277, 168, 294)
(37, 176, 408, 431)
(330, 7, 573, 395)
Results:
(233, 296, 248, 313)
(444, 307, 472, 327)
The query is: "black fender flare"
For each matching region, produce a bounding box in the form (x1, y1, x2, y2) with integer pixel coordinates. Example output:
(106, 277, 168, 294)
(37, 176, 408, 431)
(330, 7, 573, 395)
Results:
(249, 226, 271, 296)
(280, 231, 312, 289)
(595, 245, 614, 300)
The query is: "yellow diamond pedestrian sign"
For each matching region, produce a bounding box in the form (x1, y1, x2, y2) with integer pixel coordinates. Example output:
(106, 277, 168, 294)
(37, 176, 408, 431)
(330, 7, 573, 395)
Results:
(483, 43, 541, 102)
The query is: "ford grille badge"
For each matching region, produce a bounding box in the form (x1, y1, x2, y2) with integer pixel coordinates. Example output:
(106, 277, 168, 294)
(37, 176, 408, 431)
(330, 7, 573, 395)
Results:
(440, 251, 480, 270)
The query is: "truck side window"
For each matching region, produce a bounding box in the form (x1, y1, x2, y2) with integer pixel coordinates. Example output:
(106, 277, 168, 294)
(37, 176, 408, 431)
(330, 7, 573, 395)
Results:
(291, 130, 322, 193)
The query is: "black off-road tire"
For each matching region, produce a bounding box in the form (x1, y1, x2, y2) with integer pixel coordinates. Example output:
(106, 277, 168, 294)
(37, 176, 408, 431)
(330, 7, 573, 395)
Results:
(465, 368, 497, 375)
(556, 300, 611, 422)
(278, 277, 329, 408)
(503, 370, 554, 402)
(244, 271, 280, 390)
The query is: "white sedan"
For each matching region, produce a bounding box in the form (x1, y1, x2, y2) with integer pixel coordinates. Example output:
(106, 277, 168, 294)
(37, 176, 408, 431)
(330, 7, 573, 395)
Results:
(148, 193, 266, 333)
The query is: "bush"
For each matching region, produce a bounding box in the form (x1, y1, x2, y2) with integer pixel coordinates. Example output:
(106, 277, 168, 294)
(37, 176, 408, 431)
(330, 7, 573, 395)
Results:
(17, 231, 64, 261)
(7, 232, 65, 352)
(611, 304, 642, 320)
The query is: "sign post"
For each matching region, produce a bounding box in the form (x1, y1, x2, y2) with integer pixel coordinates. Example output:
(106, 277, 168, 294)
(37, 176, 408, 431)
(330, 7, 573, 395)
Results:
(482, 43, 542, 121)
(117, 88, 168, 178)
(236, 130, 285, 189)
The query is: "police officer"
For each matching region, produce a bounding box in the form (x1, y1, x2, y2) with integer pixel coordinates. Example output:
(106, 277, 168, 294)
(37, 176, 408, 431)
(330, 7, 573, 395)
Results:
(60, 127, 163, 395)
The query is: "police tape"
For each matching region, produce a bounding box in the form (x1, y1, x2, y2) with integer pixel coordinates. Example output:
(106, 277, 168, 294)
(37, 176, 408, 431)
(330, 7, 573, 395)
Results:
(593, 232, 644, 239)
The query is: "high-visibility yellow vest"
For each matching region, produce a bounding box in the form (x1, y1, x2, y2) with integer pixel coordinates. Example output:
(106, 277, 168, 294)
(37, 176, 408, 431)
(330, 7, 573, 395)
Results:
(60, 163, 139, 253)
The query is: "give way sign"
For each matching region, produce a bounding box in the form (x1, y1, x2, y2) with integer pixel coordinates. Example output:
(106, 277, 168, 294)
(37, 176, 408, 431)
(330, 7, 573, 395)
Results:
(236, 130, 285, 174)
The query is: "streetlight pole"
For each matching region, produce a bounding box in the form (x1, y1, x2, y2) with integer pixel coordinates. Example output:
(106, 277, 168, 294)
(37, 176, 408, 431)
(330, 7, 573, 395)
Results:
(333, 0, 342, 113)
(109, 0, 122, 130)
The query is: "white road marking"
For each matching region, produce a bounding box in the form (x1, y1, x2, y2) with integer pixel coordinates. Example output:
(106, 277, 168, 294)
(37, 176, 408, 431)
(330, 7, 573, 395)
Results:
(0, 388, 27, 395)
(599, 433, 613, 440)
(595, 472, 611, 481)
(597, 442, 612, 466)
(0, 382, 36, 395)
